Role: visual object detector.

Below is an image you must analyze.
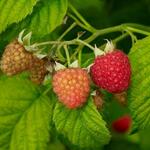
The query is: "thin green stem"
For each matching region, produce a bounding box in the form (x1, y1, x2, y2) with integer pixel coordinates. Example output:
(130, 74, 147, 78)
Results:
(85, 25, 123, 43)
(70, 45, 83, 61)
(125, 29, 137, 45)
(34, 40, 74, 47)
(33, 23, 150, 63)
(70, 25, 123, 61)
(113, 33, 129, 43)
(72, 23, 150, 60)
(68, 13, 96, 33)
(69, 3, 96, 31)
(64, 45, 70, 66)
(99, 33, 129, 49)
(56, 43, 66, 62)
(78, 47, 82, 67)
(84, 23, 150, 44)
(125, 26, 150, 35)
(58, 22, 77, 41)
(76, 39, 95, 51)
(49, 22, 77, 57)
(35, 23, 150, 48)
(34, 39, 96, 51)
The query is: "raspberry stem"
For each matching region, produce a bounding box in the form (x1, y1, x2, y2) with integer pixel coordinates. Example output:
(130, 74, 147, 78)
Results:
(68, 3, 96, 33)
(64, 45, 71, 66)
(68, 4, 150, 36)
(71, 23, 150, 62)
(76, 39, 96, 51)
(99, 33, 129, 49)
(125, 29, 137, 45)
(58, 22, 77, 41)
(33, 39, 96, 51)
(124, 24, 150, 35)
(68, 13, 94, 33)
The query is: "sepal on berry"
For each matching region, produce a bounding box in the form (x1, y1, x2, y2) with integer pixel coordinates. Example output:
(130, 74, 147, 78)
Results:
(54, 60, 79, 72)
(94, 45, 105, 57)
(69, 60, 79, 68)
(91, 90, 96, 96)
(18, 29, 32, 47)
(54, 62, 66, 71)
(93, 40, 115, 59)
(18, 30, 47, 58)
(104, 39, 115, 53)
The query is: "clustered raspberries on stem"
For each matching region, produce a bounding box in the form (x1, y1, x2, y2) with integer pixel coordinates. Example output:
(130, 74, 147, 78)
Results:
(0, 31, 48, 84)
(0, 31, 131, 110)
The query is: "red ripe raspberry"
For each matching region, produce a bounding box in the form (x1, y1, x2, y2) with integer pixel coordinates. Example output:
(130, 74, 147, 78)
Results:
(112, 115, 132, 133)
(52, 68, 90, 109)
(90, 50, 131, 93)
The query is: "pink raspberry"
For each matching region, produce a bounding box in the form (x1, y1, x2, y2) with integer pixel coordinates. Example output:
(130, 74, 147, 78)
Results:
(52, 68, 90, 109)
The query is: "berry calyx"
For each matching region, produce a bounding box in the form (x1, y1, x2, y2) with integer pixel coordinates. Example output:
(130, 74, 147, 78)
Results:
(90, 50, 131, 93)
(52, 68, 90, 109)
(112, 115, 132, 133)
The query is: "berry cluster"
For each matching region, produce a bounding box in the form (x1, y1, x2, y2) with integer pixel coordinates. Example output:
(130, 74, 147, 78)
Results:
(0, 33, 131, 109)
(1, 40, 48, 84)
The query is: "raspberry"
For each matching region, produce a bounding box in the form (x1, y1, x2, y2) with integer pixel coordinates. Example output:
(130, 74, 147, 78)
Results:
(112, 115, 132, 133)
(1, 40, 34, 76)
(52, 68, 90, 109)
(30, 58, 48, 84)
(90, 50, 131, 93)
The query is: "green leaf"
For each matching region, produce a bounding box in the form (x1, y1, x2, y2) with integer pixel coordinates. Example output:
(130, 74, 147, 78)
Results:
(128, 36, 150, 130)
(53, 97, 111, 148)
(0, 0, 68, 47)
(0, 0, 38, 33)
(22, 0, 68, 37)
(0, 74, 54, 150)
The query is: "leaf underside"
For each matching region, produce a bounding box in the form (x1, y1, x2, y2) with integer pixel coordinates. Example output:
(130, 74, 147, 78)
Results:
(128, 36, 150, 129)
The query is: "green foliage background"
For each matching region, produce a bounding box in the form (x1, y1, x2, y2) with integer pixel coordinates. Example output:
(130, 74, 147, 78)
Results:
(0, 0, 150, 150)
